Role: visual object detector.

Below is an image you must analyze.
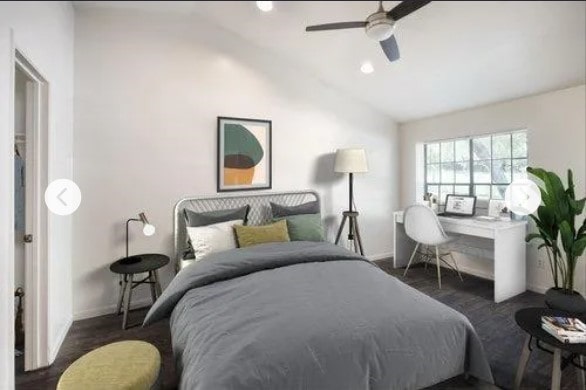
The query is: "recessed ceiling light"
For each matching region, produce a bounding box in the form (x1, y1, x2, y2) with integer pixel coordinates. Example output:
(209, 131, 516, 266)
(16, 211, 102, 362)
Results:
(360, 61, 374, 74)
(256, 1, 273, 12)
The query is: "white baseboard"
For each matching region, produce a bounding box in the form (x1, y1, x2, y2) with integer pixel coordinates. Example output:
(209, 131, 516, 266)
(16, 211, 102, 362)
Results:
(527, 283, 548, 294)
(457, 264, 549, 295)
(74, 298, 153, 321)
(457, 264, 494, 282)
(369, 252, 394, 262)
(49, 316, 72, 363)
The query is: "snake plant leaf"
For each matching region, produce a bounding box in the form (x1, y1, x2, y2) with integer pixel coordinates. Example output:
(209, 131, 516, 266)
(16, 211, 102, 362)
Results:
(534, 206, 558, 242)
(574, 236, 586, 257)
(546, 171, 570, 220)
(569, 197, 586, 215)
(525, 233, 542, 243)
(567, 169, 575, 199)
(537, 205, 555, 227)
(528, 168, 551, 204)
(559, 220, 575, 256)
(539, 188, 550, 207)
(527, 166, 548, 180)
(223, 124, 264, 169)
(579, 219, 586, 236)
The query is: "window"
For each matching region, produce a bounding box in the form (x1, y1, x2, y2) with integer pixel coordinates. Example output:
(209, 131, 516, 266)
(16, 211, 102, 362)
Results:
(424, 130, 527, 203)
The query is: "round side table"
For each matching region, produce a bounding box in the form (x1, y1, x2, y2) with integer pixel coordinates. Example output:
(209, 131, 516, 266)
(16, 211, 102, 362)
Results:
(110, 254, 169, 330)
(514, 307, 586, 390)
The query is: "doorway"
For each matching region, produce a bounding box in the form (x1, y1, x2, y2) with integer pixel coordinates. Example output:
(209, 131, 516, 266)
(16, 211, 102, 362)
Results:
(13, 50, 50, 373)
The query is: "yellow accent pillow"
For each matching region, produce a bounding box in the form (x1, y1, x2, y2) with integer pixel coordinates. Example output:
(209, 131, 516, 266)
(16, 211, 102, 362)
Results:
(234, 219, 290, 248)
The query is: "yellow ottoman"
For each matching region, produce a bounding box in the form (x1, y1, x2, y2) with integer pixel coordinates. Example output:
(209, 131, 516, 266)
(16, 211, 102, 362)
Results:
(57, 340, 161, 390)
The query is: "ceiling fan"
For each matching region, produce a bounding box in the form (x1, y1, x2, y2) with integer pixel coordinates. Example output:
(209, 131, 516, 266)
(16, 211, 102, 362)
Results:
(305, 0, 431, 63)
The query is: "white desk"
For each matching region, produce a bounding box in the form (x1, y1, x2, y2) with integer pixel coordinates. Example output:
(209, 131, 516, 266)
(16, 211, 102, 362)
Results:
(393, 211, 527, 303)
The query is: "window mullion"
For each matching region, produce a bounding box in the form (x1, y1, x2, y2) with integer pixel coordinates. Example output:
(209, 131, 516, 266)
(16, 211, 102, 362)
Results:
(424, 144, 427, 198)
(469, 138, 473, 196)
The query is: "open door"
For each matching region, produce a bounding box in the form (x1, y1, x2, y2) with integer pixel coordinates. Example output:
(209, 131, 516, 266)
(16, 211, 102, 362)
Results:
(15, 51, 49, 372)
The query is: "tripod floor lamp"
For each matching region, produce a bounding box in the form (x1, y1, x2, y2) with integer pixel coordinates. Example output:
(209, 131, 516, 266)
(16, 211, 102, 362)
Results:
(334, 148, 368, 255)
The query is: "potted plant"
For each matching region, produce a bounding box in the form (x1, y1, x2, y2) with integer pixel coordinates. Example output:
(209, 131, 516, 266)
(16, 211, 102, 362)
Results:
(525, 167, 586, 313)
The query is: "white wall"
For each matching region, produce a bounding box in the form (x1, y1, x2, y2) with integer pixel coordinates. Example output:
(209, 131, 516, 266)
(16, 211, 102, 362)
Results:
(0, 2, 74, 387)
(72, 8, 399, 319)
(399, 85, 586, 295)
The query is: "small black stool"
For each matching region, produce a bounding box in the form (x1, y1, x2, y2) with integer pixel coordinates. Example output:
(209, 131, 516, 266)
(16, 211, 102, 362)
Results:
(514, 307, 586, 390)
(110, 254, 169, 330)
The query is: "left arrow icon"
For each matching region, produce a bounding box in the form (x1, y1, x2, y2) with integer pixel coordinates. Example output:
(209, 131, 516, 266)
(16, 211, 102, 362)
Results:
(57, 188, 68, 206)
(44, 179, 81, 216)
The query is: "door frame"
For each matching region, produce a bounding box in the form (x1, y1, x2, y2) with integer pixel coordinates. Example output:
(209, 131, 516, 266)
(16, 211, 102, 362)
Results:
(14, 49, 50, 372)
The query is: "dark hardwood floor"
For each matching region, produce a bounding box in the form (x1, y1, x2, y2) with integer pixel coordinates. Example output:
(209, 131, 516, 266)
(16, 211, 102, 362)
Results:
(16, 309, 178, 390)
(15, 261, 579, 390)
(379, 261, 580, 390)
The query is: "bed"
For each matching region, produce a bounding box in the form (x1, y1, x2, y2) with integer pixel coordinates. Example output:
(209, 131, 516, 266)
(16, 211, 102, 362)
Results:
(144, 191, 493, 389)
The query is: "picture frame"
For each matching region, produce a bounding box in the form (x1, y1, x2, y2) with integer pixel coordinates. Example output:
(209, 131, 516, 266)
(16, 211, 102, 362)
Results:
(217, 116, 272, 192)
(488, 199, 508, 218)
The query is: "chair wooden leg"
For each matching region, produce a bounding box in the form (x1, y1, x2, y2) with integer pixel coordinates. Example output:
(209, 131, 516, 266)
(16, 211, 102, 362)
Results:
(435, 246, 442, 289)
(448, 251, 464, 281)
(578, 355, 585, 390)
(122, 274, 133, 330)
(149, 271, 157, 304)
(153, 271, 162, 297)
(514, 335, 531, 390)
(551, 348, 562, 390)
(403, 242, 420, 277)
(116, 275, 126, 315)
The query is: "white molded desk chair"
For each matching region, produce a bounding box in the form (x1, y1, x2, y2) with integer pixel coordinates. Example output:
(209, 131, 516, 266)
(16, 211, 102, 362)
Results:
(403, 204, 463, 289)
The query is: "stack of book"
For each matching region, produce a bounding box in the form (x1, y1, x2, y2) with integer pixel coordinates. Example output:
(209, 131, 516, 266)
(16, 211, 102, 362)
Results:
(541, 316, 586, 344)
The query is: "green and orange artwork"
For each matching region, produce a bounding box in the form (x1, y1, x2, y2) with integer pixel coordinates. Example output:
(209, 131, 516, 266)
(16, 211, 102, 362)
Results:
(223, 124, 264, 186)
(218, 117, 271, 191)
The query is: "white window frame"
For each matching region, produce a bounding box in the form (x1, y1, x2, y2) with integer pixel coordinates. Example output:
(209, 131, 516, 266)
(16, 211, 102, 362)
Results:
(423, 130, 528, 204)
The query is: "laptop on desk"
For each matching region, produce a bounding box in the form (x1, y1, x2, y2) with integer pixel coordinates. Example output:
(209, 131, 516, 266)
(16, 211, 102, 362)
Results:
(437, 194, 477, 217)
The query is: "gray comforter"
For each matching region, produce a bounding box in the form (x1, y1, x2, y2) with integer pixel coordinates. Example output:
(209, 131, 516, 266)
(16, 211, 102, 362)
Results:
(144, 242, 493, 390)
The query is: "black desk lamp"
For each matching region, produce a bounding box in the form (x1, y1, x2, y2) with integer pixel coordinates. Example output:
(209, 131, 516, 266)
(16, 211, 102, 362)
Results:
(334, 148, 368, 255)
(122, 212, 156, 264)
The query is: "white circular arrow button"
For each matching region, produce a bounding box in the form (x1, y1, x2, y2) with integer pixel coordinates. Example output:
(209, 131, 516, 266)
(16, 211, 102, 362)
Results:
(44, 179, 82, 216)
(505, 179, 541, 216)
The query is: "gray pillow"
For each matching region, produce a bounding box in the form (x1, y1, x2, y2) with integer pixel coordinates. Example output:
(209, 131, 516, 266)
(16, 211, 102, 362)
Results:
(183, 205, 250, 227)
(270, 200, 320, 218)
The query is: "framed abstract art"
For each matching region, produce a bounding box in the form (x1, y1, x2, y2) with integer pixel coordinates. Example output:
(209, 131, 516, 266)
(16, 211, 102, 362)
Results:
(217, 117, 272, 192)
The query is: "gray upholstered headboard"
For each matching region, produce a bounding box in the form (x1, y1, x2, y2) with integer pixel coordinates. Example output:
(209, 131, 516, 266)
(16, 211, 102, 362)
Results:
(173, 190, 320, 272)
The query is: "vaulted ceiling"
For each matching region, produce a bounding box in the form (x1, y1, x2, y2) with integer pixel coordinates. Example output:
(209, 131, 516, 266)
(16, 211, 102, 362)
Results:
(74, 1, 586, 122)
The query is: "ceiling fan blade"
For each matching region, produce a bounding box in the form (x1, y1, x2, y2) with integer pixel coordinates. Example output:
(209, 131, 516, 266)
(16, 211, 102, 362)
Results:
(306, 21, 367, 32)
(380, 35, 400, 62)
(387, 0, 431, 21)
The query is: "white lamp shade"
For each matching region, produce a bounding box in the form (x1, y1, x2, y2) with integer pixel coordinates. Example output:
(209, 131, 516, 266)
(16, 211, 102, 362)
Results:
(334, 148, 368, 173)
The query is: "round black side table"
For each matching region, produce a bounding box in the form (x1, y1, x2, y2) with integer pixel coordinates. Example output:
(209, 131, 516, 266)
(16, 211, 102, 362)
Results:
(514, 307, 586, 390)
(110, 254, 169, 330)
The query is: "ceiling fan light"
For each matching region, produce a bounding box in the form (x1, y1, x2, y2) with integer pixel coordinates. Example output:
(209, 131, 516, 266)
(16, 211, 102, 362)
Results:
(360, 61, 374, 74)
(256, 1, 273, 12)
(366, 21, 395, 41)
(365, 12, 396, 41)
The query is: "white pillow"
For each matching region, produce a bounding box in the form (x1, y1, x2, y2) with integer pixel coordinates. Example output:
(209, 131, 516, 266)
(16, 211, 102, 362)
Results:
(186, 219, 243, 260)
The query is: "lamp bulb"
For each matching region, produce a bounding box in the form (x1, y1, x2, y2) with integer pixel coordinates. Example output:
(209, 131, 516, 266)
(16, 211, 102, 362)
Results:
(143, 224, 156, 236)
